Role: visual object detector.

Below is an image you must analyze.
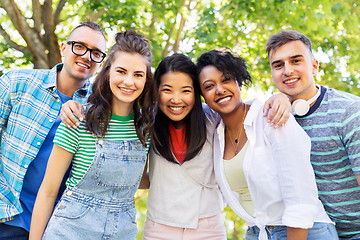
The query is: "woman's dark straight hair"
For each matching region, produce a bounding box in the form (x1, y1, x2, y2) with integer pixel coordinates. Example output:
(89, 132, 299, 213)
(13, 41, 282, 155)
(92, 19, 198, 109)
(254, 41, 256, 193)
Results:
(85, 30, 156, 146)
(152, 53, 206, 164)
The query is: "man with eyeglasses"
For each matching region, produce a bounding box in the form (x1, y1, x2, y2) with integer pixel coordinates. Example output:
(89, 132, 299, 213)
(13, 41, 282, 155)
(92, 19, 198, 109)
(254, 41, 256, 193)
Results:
(0, 21, 106, 239)
(66, 41, 107, 63)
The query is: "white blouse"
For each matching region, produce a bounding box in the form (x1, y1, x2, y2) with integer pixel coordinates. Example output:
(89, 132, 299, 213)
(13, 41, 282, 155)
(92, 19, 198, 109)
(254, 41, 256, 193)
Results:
(207, 100, 332, 240)
(146, 111, 223, 229)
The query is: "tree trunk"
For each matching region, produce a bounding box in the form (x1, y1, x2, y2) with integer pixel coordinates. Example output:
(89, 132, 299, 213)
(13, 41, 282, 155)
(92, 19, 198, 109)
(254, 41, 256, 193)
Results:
(0, 0, 63, 69)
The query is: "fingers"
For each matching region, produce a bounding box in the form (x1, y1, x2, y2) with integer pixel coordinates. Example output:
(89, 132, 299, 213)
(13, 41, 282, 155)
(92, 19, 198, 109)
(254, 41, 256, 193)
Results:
(264, 93, 291, 128)
(59, 100, 85, 128)
(267, 103, 280, 126)
(267, 103, 290, 128)
(263, 101, 271, 118)
(274, 104, 290, 127)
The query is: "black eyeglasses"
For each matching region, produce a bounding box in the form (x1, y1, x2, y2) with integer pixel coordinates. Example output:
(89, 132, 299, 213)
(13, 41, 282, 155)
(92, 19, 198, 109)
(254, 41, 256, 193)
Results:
(66, 41, 106, 63)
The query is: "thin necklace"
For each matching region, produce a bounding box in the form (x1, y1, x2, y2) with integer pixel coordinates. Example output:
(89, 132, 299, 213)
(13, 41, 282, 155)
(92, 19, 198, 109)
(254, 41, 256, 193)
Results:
(226, 104, 247, 154)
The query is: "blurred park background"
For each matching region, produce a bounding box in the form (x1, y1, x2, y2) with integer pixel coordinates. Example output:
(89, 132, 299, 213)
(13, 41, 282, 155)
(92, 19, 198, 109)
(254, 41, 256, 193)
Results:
(0, 0, 359, 239)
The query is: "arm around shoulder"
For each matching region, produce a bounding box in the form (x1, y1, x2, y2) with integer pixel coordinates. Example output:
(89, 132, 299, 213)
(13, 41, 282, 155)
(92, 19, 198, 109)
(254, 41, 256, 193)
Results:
(202, 103, 221, 127)
(60, 100, 85, 128)
(263, 93, 291, 128)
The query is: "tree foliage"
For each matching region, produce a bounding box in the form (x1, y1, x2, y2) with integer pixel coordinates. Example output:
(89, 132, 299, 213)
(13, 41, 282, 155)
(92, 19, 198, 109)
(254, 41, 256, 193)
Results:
(0, 0, 65, 68)
(1, 0, 359, 94)
(216, 0, 360, 94)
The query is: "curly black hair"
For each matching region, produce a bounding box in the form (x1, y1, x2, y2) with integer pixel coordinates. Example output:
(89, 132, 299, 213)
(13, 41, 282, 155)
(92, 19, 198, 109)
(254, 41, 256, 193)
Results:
(196, 50, 252, 89)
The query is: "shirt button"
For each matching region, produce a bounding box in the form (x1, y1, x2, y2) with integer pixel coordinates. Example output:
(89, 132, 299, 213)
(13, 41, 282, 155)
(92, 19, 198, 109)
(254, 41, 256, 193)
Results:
(66, 191, 73, 196)
(24, 165, 29, 168)
(14, 192, 20, 197)
(37, 142, 41, 146)
(100, 153, 104, 157)
(49, 119, 54, 123)
(98, 139, 103, 145)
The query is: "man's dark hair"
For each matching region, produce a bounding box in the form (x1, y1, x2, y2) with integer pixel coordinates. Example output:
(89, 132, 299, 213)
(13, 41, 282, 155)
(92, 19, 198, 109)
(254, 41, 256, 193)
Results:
(266, 30, 313, 57)
(68, 21, 106, 40)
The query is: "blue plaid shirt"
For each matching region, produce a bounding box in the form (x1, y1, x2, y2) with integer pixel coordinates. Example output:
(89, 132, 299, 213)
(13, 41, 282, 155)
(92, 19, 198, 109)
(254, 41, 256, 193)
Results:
(0, 64, 91, 220)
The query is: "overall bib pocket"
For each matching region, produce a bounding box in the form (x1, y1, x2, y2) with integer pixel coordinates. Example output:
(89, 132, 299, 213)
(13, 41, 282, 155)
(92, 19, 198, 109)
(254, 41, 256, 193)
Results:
(94, 140, 147, 188)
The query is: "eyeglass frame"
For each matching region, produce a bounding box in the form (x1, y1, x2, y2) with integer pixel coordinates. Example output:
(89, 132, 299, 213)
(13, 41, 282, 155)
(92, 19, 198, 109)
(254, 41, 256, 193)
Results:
(66, 41, 106, 63)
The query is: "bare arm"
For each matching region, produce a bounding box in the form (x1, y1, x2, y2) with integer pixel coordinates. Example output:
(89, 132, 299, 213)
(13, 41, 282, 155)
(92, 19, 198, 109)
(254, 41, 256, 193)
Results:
(60, 100, 84, 128)
(287, 227, 308, 240)
(356, 175, 360, 187)
(29, 145, 73, 240)
(263, 93, 291, 128)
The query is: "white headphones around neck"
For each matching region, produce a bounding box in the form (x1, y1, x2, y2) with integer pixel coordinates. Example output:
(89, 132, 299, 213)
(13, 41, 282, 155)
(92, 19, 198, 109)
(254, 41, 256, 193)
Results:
(291, 84, 321, 116)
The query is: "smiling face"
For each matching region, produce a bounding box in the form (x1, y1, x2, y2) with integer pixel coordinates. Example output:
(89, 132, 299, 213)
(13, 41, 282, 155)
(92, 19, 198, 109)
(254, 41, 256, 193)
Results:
(158, 71, 195, 129)
(61, 26, 106, 82)
(199, 65, 242, 116)
(269, 40, 319, 101)
(109, 51, 147, 116)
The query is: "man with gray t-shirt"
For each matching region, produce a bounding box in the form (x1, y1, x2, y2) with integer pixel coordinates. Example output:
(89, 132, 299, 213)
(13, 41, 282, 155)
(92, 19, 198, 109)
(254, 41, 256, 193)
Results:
(266, 30, 360, 240)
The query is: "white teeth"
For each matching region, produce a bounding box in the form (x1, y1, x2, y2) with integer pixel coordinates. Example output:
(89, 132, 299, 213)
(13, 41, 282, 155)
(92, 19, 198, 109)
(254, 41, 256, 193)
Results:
(120, 88, 134, 92)
(285, 78, 298, 84)
(169, 106, 183, 111)
(218, 96, 231, 103)
(77, 63, 89, 69)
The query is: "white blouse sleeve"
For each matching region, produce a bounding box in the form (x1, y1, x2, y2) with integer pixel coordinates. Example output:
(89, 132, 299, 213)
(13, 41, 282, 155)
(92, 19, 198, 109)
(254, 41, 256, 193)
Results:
(266, 115, 319, 228)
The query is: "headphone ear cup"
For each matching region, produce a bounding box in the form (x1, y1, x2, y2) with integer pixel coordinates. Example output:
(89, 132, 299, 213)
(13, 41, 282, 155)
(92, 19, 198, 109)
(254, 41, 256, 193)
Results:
(291, 99, 310, 116)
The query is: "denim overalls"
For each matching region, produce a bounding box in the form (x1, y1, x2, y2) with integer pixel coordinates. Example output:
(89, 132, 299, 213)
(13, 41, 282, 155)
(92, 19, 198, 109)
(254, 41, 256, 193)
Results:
(43, 138, 147, 240)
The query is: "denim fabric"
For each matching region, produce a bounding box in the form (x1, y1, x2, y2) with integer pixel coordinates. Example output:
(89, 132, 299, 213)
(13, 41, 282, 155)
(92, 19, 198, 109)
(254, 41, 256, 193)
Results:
(43, 139, 147, 240)
(246, 222, 339, 240)
(0, 223, 28, 240)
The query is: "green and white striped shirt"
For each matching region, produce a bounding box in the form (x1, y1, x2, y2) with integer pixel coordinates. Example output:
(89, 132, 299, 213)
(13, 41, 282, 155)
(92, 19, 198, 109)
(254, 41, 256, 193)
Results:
(54, 112, 149, 187)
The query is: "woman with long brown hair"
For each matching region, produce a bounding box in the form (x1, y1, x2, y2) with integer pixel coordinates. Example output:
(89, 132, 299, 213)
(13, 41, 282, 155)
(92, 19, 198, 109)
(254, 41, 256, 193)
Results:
(29, 30, 156, 240)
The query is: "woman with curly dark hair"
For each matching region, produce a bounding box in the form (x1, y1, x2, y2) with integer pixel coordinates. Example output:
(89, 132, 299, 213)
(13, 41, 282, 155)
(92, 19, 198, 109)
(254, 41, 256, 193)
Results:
(197, 50, 336, 240)
(30, 30, 156, 240)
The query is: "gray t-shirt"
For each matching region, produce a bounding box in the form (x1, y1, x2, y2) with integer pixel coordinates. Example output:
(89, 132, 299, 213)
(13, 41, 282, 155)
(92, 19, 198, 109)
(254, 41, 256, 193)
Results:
(296, 86, 360, 239)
